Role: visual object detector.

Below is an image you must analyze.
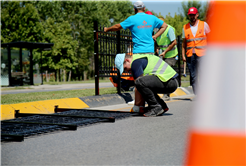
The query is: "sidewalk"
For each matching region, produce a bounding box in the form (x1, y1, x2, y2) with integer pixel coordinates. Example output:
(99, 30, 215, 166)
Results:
(1, 82, 114, 94)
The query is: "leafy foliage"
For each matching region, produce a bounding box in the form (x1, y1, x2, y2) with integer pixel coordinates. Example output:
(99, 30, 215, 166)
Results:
(154, 1, 209, 37)
(41, 17, 78, 71)
(1, 0, 208, 82)
(163, 13, 189, 36)
(1, 1, 43, 43)
(180, 1, 209, 21)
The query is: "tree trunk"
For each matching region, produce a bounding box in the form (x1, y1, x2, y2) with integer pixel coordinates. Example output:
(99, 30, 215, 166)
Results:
(63, 69, 66, 82)
(77, 68, 81, 81)
(56, 69, 59, 82)
(60, 69, 62, 82)
(46, 70, 48, 82)
(68, 70, 71, 82)
(83, 71, 87, 81)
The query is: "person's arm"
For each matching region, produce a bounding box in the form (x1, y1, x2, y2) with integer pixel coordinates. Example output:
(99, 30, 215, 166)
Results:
(155, 41, 160, 56)
(104, 23, 122, 32)
(160, 39, 177, 58)
(182, 38, 187, 62)
(130, 87, 145, 113)
(152, 22, 168, 41)
(181, 27, 187, 62)
(131, 59, 146, 107)
(134, 76, 145, 107)
(204, 22, 210, 35)
(159, 27, 177, 58)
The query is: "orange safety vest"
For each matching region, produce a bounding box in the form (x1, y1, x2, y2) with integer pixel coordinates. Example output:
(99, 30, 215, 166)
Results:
(110, 68, 134, 81)
(184, 20, 207, 57)
(109, 69, 134, 87)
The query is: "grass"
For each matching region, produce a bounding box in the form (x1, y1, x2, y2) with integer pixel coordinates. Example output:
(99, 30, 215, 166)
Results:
(1, 87, 117, 104)
(42, 79, 110, 85)
(1, 79, 111, 91)
(180, 75, 190, 87)
(1, 77, 190, 105)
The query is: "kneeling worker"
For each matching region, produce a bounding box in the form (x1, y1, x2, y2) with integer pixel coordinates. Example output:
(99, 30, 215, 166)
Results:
(115, 53, 178, 117)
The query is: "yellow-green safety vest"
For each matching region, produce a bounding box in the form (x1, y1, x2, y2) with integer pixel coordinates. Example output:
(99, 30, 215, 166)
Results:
(131, 54, 176, 82)
(156, 24, 178, 58)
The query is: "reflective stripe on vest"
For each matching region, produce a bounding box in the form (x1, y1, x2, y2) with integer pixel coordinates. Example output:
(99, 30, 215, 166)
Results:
(131, 54, 176, 82)
(184, 20, 207, 57)
(187, 37, 207, 42)
(156, 25, 178, 58)
(146, 57, 169, 75)
(187, 46, 207, 49)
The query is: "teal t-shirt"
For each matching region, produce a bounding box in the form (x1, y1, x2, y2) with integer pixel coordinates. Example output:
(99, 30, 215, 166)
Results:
(120, 13, 163, 54)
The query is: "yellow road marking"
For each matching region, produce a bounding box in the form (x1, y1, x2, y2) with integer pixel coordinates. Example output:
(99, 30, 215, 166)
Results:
(1, 98, 89, 121)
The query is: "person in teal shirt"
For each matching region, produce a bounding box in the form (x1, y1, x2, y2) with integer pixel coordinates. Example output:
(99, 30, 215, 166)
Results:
(104, 0, 167, 54)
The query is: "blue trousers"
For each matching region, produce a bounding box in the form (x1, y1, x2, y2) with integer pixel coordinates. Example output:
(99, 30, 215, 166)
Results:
(187, 53, 202, 94)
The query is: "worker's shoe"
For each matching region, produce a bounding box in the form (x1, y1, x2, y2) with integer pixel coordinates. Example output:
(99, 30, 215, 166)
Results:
(163, 107, 169, 113)
(160, 102, 169, 113)
(143, 105, 164, 117)
(143, 105, 168, 115)
(157, 99, 169, 113)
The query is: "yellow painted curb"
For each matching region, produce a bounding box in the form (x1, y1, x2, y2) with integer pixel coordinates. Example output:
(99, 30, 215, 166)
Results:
(170, 88, 187, 97)
(1, 98, 89, 121)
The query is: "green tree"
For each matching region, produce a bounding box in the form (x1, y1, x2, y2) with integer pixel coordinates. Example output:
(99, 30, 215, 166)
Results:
(179, 1, 209, 21)
(1, 1, 43, 43)
(60, 1, 99, 80)
(60, 1, 134, 80)
(163, 13, 189, 36)
(1, 1, 136, 81)
(30, 1, 63, 23)
(40, 17, 78, 82)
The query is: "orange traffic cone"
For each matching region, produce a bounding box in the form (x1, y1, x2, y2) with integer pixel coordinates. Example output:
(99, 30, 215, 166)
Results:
(184, 1, 246, 166)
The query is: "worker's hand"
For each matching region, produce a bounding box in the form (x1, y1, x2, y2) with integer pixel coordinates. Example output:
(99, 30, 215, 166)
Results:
(152, 36, 157, 42)
(104, 27, 108, 32)
(159, 52, 165, 59)
(182, 56, 186, 62)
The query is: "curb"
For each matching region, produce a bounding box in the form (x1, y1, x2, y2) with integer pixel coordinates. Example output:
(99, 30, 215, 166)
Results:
(1, 87, 193, 121)
(80, 92, 134, 108)
(170, 86, 193, 97)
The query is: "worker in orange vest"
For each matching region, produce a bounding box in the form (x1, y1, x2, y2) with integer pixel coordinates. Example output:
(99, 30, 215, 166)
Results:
(182, 7, 210, 94)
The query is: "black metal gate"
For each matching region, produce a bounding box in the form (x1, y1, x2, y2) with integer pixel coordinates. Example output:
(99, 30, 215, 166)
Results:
(94, 21, 183, 96)
(94, 21, 133, 95)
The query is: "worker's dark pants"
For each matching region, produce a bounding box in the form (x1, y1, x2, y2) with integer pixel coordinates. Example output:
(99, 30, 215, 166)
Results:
(163, 57, 177, 97)
(163, 57, 177, 67)
(187, 53, 202, 94)
(135, 75, 178, 108)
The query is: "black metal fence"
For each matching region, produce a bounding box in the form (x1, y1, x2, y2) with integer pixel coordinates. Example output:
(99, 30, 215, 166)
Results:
(94, 21, 183, 96)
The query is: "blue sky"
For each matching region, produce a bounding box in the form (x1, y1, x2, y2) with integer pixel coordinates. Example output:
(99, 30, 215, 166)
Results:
(129, 0, 208, 17)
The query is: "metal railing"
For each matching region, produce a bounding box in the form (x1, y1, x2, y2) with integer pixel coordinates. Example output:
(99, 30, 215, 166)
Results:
(1, 108, 137, 142)
(94, 21, 184, 95)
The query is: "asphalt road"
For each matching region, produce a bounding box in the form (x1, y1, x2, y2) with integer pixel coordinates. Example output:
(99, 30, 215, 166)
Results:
(1, 96, 194, 165)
